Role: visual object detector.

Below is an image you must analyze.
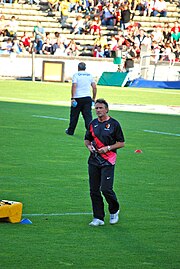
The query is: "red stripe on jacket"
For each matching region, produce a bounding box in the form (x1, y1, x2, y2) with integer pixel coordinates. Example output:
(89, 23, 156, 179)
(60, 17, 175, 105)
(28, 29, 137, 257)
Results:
(90, 124, 117, 165)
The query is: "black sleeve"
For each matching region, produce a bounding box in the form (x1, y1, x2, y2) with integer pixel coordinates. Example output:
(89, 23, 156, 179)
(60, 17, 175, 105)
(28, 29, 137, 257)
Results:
(84, 123, 93, 141)
(114, 121, 125, 143)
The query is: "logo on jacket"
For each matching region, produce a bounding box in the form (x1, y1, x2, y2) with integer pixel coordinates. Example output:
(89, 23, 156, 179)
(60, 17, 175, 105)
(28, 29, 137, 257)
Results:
(104, 124, 110, 130)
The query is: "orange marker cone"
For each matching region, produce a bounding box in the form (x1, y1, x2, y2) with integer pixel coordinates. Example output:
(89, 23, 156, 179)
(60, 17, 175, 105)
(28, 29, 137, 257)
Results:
(134, 149, 143, 153)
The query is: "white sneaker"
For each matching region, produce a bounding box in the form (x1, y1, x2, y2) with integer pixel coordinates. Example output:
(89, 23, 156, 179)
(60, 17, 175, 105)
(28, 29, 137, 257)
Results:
(110, 210, 119, 225)
(89, 218, 104, 226)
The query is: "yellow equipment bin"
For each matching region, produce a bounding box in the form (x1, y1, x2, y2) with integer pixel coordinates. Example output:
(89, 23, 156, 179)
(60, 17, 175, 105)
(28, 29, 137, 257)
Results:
(0, 200, 23, 223)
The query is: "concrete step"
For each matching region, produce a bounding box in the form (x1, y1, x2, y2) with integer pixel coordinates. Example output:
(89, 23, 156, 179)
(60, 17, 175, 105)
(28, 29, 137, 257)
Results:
(0, 3, 39, 10)
(18, 20, 59, 28)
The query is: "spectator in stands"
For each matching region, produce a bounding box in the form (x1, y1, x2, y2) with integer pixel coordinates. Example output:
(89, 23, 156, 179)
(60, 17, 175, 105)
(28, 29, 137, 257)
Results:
(116, 30, 126, 47)
(50, 42, 59, 55)
(45, 32, 53, 43)
(65, 39, 79, 56)
(50, 32, 67, 54)
(0, 15, 8, 37)
(53, 41, 66, 55)
(11, 38, 22, 54)
(160, 41, 174, 62)
(21, 31, 32, 51)
(90, 15, 101, 35)
(76, 0, 89, 15)
(87, 0, 95, 13)
(114, 5, 121, 26)
(58, 31, 68, 46)
(93, 34, 108, 50)
(19, 41, 29, 55)
(162, 23, 171, 43)
(48, 0, 59, 12)
(92, 34, 107, 57)
(101, 3, 115, 26)
(50, 38, 58, 55)
(171, 27, 180, 45)
(83, 15, 91, 34)
(151, 40, 161, 62)
(143, 0, 154, 16)
(93, 45, 104, 57)
(124, 44, 137, 72)
(0, 37, 13, 54)
(152, 0, 167, 17)
(120, 3, 132, 30)
(171, 21, 180, 33)
(150, 31, 165, 55)
(108, 35, 118, 51)
(70, 15, 84, 35)
(103, 44, 111, 57)
(135, 0, 147, 16)
(93, 3, 102, 16)
(42, 37, 52, 54)
(6, 16, 18, 38)
(146, 0, 155, 17)
(69, 0, 76, 12)
(173, 44, 180, 62)
(134, 28, 150, 50)
(60, 0, 70, 27)
(129, 0, 138, 13)
(33, 21, 45, 54)
(151, 25, 164, 43)
(127, 21, 141, 36)
(124, 28, 136, 46)
(50, 33, 60, 54)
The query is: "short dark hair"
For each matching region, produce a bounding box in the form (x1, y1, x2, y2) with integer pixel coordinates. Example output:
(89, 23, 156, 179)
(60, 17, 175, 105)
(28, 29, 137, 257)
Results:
(78, 62, 86, 70)
(95, 99, 109, 111)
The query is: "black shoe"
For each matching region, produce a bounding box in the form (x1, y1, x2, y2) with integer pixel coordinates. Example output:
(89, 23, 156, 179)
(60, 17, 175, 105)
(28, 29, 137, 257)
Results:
(65, 129, 73, 135)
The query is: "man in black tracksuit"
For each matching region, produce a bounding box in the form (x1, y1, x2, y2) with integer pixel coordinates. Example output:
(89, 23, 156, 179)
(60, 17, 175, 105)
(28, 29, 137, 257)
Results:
(84, 99, 125, 226)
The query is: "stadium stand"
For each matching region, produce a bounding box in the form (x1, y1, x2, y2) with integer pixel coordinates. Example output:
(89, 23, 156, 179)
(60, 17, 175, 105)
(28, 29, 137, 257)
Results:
(0, 0, 179, 57)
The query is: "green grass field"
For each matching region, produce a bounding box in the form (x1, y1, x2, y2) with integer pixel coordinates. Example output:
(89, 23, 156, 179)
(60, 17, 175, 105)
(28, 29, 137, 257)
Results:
(0, 81, 180, 269)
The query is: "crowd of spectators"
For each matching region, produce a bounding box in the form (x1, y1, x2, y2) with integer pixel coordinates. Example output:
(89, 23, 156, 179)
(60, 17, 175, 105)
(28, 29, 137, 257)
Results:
(0, 0, 179, 67)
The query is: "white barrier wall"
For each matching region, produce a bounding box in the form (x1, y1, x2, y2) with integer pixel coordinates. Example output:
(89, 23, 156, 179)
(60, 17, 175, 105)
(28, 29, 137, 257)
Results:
(0, 54, 179, 81)
(0, 55, 117, 81)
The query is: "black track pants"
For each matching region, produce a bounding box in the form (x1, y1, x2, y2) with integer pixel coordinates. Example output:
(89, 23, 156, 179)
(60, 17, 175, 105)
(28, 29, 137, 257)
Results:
(88, 164, 119, 221)
(67, 97, 92, 135)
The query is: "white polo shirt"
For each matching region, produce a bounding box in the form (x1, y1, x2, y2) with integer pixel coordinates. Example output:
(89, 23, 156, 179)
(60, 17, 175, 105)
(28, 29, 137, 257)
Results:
(72, 71, 95, 98)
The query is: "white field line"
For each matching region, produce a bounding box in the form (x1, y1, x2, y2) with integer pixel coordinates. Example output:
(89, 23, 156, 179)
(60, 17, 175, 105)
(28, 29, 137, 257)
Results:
(144, 130, 180, 137)
(23, 212, 92, 217)
(32, 115, 68, 121)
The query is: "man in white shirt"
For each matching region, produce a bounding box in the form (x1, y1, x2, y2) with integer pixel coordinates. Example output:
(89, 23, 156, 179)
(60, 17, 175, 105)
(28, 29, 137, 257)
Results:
(6, 16, 18, 38)
(134, 28, 150, 49)
(66, 62, 97, 135)
(152, 0, 167, 17)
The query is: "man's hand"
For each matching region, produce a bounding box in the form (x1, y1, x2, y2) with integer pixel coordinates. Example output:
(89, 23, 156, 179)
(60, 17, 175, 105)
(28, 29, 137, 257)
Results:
(97, 146, 109, 154)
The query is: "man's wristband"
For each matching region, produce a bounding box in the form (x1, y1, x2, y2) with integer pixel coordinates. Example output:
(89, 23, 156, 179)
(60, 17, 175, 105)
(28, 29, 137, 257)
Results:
(107, 145, 111, 151)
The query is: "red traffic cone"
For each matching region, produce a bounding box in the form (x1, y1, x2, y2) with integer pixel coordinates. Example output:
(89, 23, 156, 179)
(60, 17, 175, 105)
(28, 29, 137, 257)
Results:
(134, 149, 143, 153)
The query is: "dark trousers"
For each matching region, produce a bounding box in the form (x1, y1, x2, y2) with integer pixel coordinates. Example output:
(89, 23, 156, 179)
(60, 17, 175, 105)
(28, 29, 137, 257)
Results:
(67, 97, 92, 135)
(88, 164, 119, 221)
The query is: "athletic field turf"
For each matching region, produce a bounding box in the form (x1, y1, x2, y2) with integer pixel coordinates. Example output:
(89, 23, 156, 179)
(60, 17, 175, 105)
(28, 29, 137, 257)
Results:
(0, 81, 179, 269)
